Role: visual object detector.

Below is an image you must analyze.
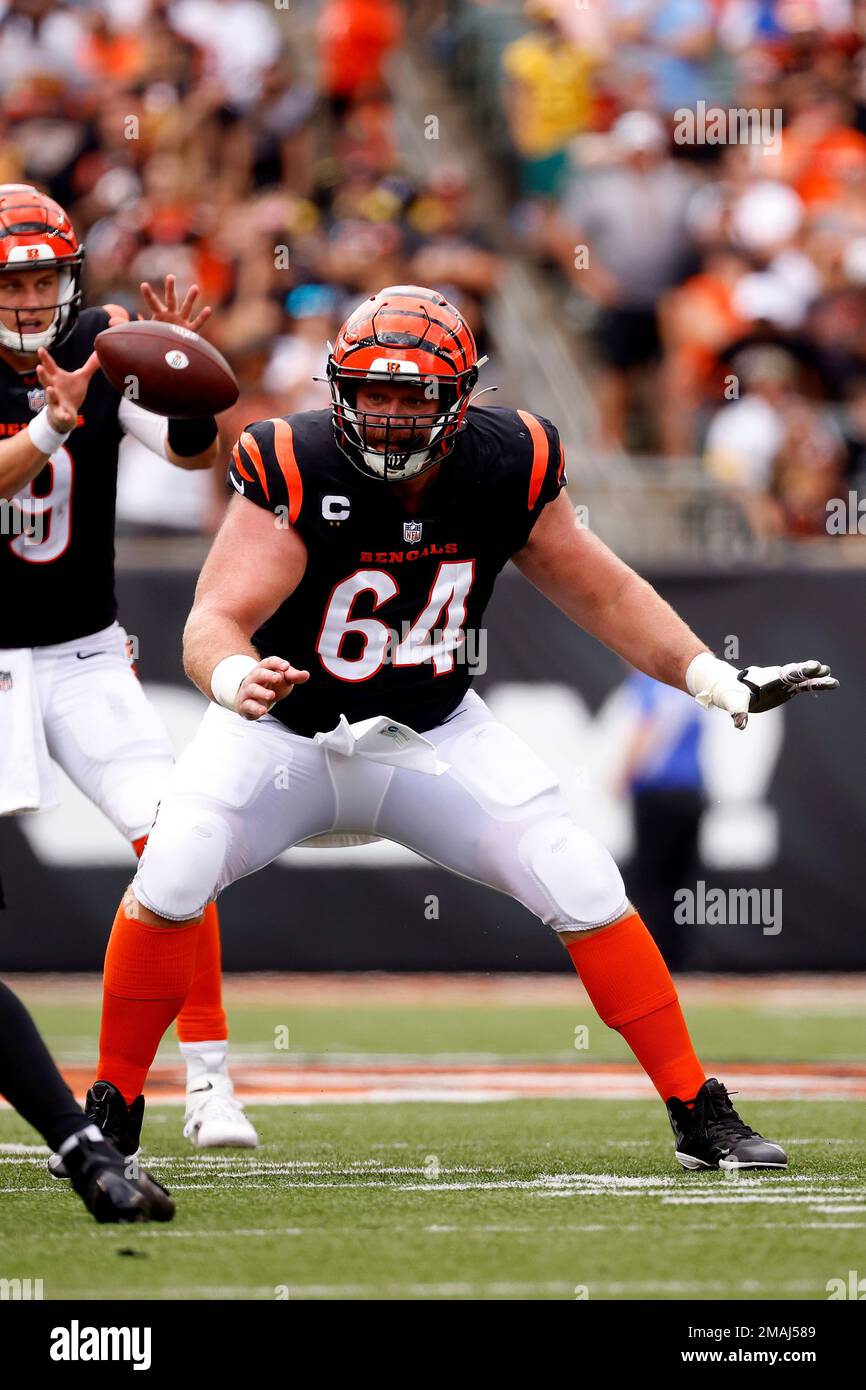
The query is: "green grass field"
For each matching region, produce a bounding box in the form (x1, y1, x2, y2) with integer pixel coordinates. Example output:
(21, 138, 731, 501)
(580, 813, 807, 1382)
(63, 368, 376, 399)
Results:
(1, 976, 864, 1301)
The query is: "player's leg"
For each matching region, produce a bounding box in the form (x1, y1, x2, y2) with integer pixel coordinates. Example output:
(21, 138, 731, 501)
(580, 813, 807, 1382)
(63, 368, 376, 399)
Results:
(89, 706, 337, 1147)
(374, 693, 786, 1171)
(0, 979, 173, 1221)
(130, 833, 254, 1147)
(36, 623, 247, 1142)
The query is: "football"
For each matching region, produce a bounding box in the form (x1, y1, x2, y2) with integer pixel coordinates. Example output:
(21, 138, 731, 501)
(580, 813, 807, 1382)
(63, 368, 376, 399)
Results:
(94, 319, 239, 417)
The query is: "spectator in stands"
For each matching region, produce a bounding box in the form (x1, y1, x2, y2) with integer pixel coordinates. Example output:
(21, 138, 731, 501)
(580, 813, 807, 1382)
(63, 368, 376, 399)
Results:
(555, 110, 699, 450)
(609, 0, 718, 114)
(502, 0, 595, 244)
(704, 345, 844, 538)
(317, 0, 403, 119)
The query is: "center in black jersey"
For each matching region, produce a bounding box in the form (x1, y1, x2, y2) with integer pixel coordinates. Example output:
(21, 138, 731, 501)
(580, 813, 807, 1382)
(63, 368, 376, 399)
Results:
(230, 405, 567, 737)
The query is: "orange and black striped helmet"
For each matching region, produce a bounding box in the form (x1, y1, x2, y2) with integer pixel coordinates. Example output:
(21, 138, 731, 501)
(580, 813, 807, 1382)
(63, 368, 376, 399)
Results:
(326, 285, 480, 481)
(0, 184, 85, 352)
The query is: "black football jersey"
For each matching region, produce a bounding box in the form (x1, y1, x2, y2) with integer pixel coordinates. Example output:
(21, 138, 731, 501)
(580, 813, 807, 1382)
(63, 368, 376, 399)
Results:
(231, 405, 567, 736)
(0, 308, 125, 648)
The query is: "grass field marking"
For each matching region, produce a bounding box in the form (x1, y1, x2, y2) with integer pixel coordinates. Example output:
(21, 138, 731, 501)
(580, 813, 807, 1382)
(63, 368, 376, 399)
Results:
(809, 1204, 866, 1213)
(117, 1277, 825, 1299)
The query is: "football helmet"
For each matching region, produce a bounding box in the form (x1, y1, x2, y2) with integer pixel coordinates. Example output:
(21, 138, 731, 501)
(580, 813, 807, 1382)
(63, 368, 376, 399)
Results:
(326, 285, 480, 482)
(0, 184, 85, 353)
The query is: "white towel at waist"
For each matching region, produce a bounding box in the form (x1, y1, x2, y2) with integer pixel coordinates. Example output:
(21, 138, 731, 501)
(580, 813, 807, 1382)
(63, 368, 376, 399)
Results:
(313, 713, 450, 775)
(300, 713, 450, 849)
(0, 649, 58, 814)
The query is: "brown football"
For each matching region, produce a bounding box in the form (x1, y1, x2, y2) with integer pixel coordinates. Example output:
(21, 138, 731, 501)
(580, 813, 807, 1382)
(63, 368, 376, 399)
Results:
(95, 319, 239, 417)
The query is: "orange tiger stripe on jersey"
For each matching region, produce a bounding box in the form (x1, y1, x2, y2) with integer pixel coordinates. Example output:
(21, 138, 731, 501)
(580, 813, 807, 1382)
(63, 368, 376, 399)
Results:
(517, 409, 549, 509)
(271, 417, 303, 523)
(231, 442, 254, 485)
(557, 438, 566, 483)
(239, 430, 270, 501)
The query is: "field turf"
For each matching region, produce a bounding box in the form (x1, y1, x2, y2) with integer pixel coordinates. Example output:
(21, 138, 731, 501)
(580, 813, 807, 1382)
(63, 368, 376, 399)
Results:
(1, 976, 863, 1301)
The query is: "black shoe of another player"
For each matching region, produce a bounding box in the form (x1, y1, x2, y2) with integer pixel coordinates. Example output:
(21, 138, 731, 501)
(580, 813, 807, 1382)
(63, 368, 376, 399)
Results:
(60, 1124, 174, 1223)
(666, 1078, 788, 1171)
(48, 1081, 145, 1179)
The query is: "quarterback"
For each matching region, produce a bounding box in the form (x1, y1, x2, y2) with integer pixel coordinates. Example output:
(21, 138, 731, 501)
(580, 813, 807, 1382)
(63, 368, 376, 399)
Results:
(0, 185, 256, 1153)
(86, 286, 836, 1171)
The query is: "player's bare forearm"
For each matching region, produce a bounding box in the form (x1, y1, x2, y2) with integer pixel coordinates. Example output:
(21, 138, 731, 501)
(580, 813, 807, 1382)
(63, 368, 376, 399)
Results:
(183, 492, 309, 702)
(512, 492, 706, 690)
(0, 432, 52, 499)
(183, 606, 259, 698)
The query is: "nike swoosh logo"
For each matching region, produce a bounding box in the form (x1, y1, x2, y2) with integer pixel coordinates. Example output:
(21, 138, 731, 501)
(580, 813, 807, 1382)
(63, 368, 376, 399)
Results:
(229, 472, 245, 495)
(76, 651, 105, 660)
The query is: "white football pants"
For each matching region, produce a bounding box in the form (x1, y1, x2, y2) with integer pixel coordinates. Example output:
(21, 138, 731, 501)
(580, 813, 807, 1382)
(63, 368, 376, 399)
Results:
(31, 622, 173, 841)
(134, 689, 628, 934)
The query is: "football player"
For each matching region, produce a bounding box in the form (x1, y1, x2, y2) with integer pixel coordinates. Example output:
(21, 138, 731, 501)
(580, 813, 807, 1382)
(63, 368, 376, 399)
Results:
(0, 977, 174, 1221)
(0, 185, 256, 1155)
(86, 286, 837, 1171)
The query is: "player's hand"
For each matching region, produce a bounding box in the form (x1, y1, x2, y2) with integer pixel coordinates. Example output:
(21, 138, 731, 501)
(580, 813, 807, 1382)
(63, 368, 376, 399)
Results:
(734, 661, 839, 728)
(686, 652, 839, 730)
(140, 274, 212, 335)
(236, 655, 310, 721)
(35, 348, 101, 435)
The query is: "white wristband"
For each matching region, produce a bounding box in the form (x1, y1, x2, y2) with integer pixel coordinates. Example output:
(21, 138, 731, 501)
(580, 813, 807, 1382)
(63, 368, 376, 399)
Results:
(685, 651, 740, 709)
(211, 655, 258, 711)
(27, 407, 72, 456)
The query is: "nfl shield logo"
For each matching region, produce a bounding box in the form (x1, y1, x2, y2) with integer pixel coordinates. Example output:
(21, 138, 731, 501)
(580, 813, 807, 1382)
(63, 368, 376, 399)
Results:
(0, 671, 13, 693)
(403, 520, 422, 544)
(27, 387, 46, 412)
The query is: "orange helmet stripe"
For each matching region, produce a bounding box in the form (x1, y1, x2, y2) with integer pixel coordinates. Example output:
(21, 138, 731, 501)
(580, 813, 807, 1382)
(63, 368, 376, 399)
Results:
(238, 431, 269, 500)
(518, 410, 549, 509)
(271, 418, 303, 523)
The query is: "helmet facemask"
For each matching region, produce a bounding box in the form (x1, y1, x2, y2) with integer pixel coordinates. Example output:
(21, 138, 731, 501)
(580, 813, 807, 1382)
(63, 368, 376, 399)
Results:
(328, 364, 477, 482)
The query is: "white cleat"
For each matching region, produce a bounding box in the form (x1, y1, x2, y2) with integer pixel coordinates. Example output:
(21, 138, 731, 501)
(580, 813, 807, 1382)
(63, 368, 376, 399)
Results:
(182, 1075, 258, 1149)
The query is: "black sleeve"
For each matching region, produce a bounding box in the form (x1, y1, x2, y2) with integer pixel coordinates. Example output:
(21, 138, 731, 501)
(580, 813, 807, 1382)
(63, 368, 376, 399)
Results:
(511, 410, 568, 551)
(227, 417, 303, 526)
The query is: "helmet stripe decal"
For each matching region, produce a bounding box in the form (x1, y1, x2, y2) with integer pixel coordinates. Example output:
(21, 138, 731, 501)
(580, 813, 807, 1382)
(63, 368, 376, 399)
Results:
(239, 431, 270, 501)
(517, 410, 550, 509)
(270, 418, 303, 524)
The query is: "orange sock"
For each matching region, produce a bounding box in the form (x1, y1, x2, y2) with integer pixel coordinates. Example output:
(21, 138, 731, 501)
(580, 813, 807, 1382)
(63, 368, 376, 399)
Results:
(565, 911, 706, 1104)
(98, 899, 200, 1104)
(131, 837, 227, 1046)
(176, 902, 228, 1044)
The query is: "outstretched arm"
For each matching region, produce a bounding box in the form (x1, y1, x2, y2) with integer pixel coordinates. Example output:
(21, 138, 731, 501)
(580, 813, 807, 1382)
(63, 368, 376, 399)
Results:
(512, 492, 706, 688)
(512, 492, 838, 727)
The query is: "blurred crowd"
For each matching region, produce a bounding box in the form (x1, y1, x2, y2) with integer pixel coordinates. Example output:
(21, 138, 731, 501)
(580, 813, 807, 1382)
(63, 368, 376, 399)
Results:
(3, 0, 864, 544)
(430, 0, 866, 540)
(0, 0, 501, 531)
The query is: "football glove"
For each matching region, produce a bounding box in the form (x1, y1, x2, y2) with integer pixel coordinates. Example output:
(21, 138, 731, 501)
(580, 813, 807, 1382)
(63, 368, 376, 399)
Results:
(685, 653, 839, 730)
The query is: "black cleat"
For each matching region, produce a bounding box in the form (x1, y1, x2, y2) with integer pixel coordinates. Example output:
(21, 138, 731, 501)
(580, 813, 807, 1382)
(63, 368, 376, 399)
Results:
(666, 1077, 788, 1171)
(60, 1124, 174, 1223)
(49, 1081, 145, 1179)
